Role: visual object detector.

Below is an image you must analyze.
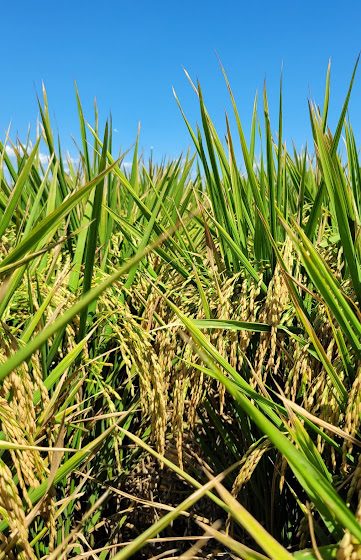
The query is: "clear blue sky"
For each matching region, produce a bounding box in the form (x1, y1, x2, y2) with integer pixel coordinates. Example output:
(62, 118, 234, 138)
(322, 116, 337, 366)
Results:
(1, 0, 360, 161)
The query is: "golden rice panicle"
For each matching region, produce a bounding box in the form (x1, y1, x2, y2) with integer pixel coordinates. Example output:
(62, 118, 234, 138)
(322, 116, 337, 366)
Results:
(303, 346, 340, 460)
(172, 360, 187, 469)
(173, 336, 203, 468)
(0, 397, 42, 509)
(315, 302, 335, 352)
(338, 440, 361, 558)
(337, 530, 361, 559)
(285, 342, 312, 401)
(226, 440, 270, 532)
(41, 492, 56, 553)
(104, 293, 168, 457)
(0, 460, 36, 559)
(279, 455, 288, 494)
(0, 347, 46, 492)
(132, 334, 168, 459)
(320, 241, 344, 282)
(140, 280, 162, 331)
(212, 276, 233, 415)
(316, 382, 339, 456)
(188, 291, 209, 420)
(188, 366, 205, 426)
(304, 368, 327, 413)
(254, 238, 293, 386)
(304, 331, 335, 415)
(2, 365, 36, 440)
(231, 439, 270, 497)
(307, 337, 342, 457)
(154, 322, 176, 398)
(342, 363, 361, 471)
(149, 351, 168, 459)
(231, 274, 264, 372)
(209, 273, 251, 414)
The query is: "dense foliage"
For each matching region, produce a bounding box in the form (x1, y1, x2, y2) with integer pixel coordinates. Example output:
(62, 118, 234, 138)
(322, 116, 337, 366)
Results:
(0, 61, 361, 559)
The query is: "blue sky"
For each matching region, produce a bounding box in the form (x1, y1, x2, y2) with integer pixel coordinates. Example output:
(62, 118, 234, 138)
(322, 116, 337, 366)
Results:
(1, 0, 360, 161)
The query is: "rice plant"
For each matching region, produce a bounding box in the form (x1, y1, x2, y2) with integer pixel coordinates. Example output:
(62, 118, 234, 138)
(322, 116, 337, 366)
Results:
(0, 59, 360, 559)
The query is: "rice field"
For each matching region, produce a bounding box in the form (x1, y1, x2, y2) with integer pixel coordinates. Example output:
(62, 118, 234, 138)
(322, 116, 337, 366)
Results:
(0, 60, 361, 559)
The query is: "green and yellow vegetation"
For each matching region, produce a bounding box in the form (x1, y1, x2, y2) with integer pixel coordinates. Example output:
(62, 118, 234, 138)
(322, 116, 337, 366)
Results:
(0, 60, 361, 559)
